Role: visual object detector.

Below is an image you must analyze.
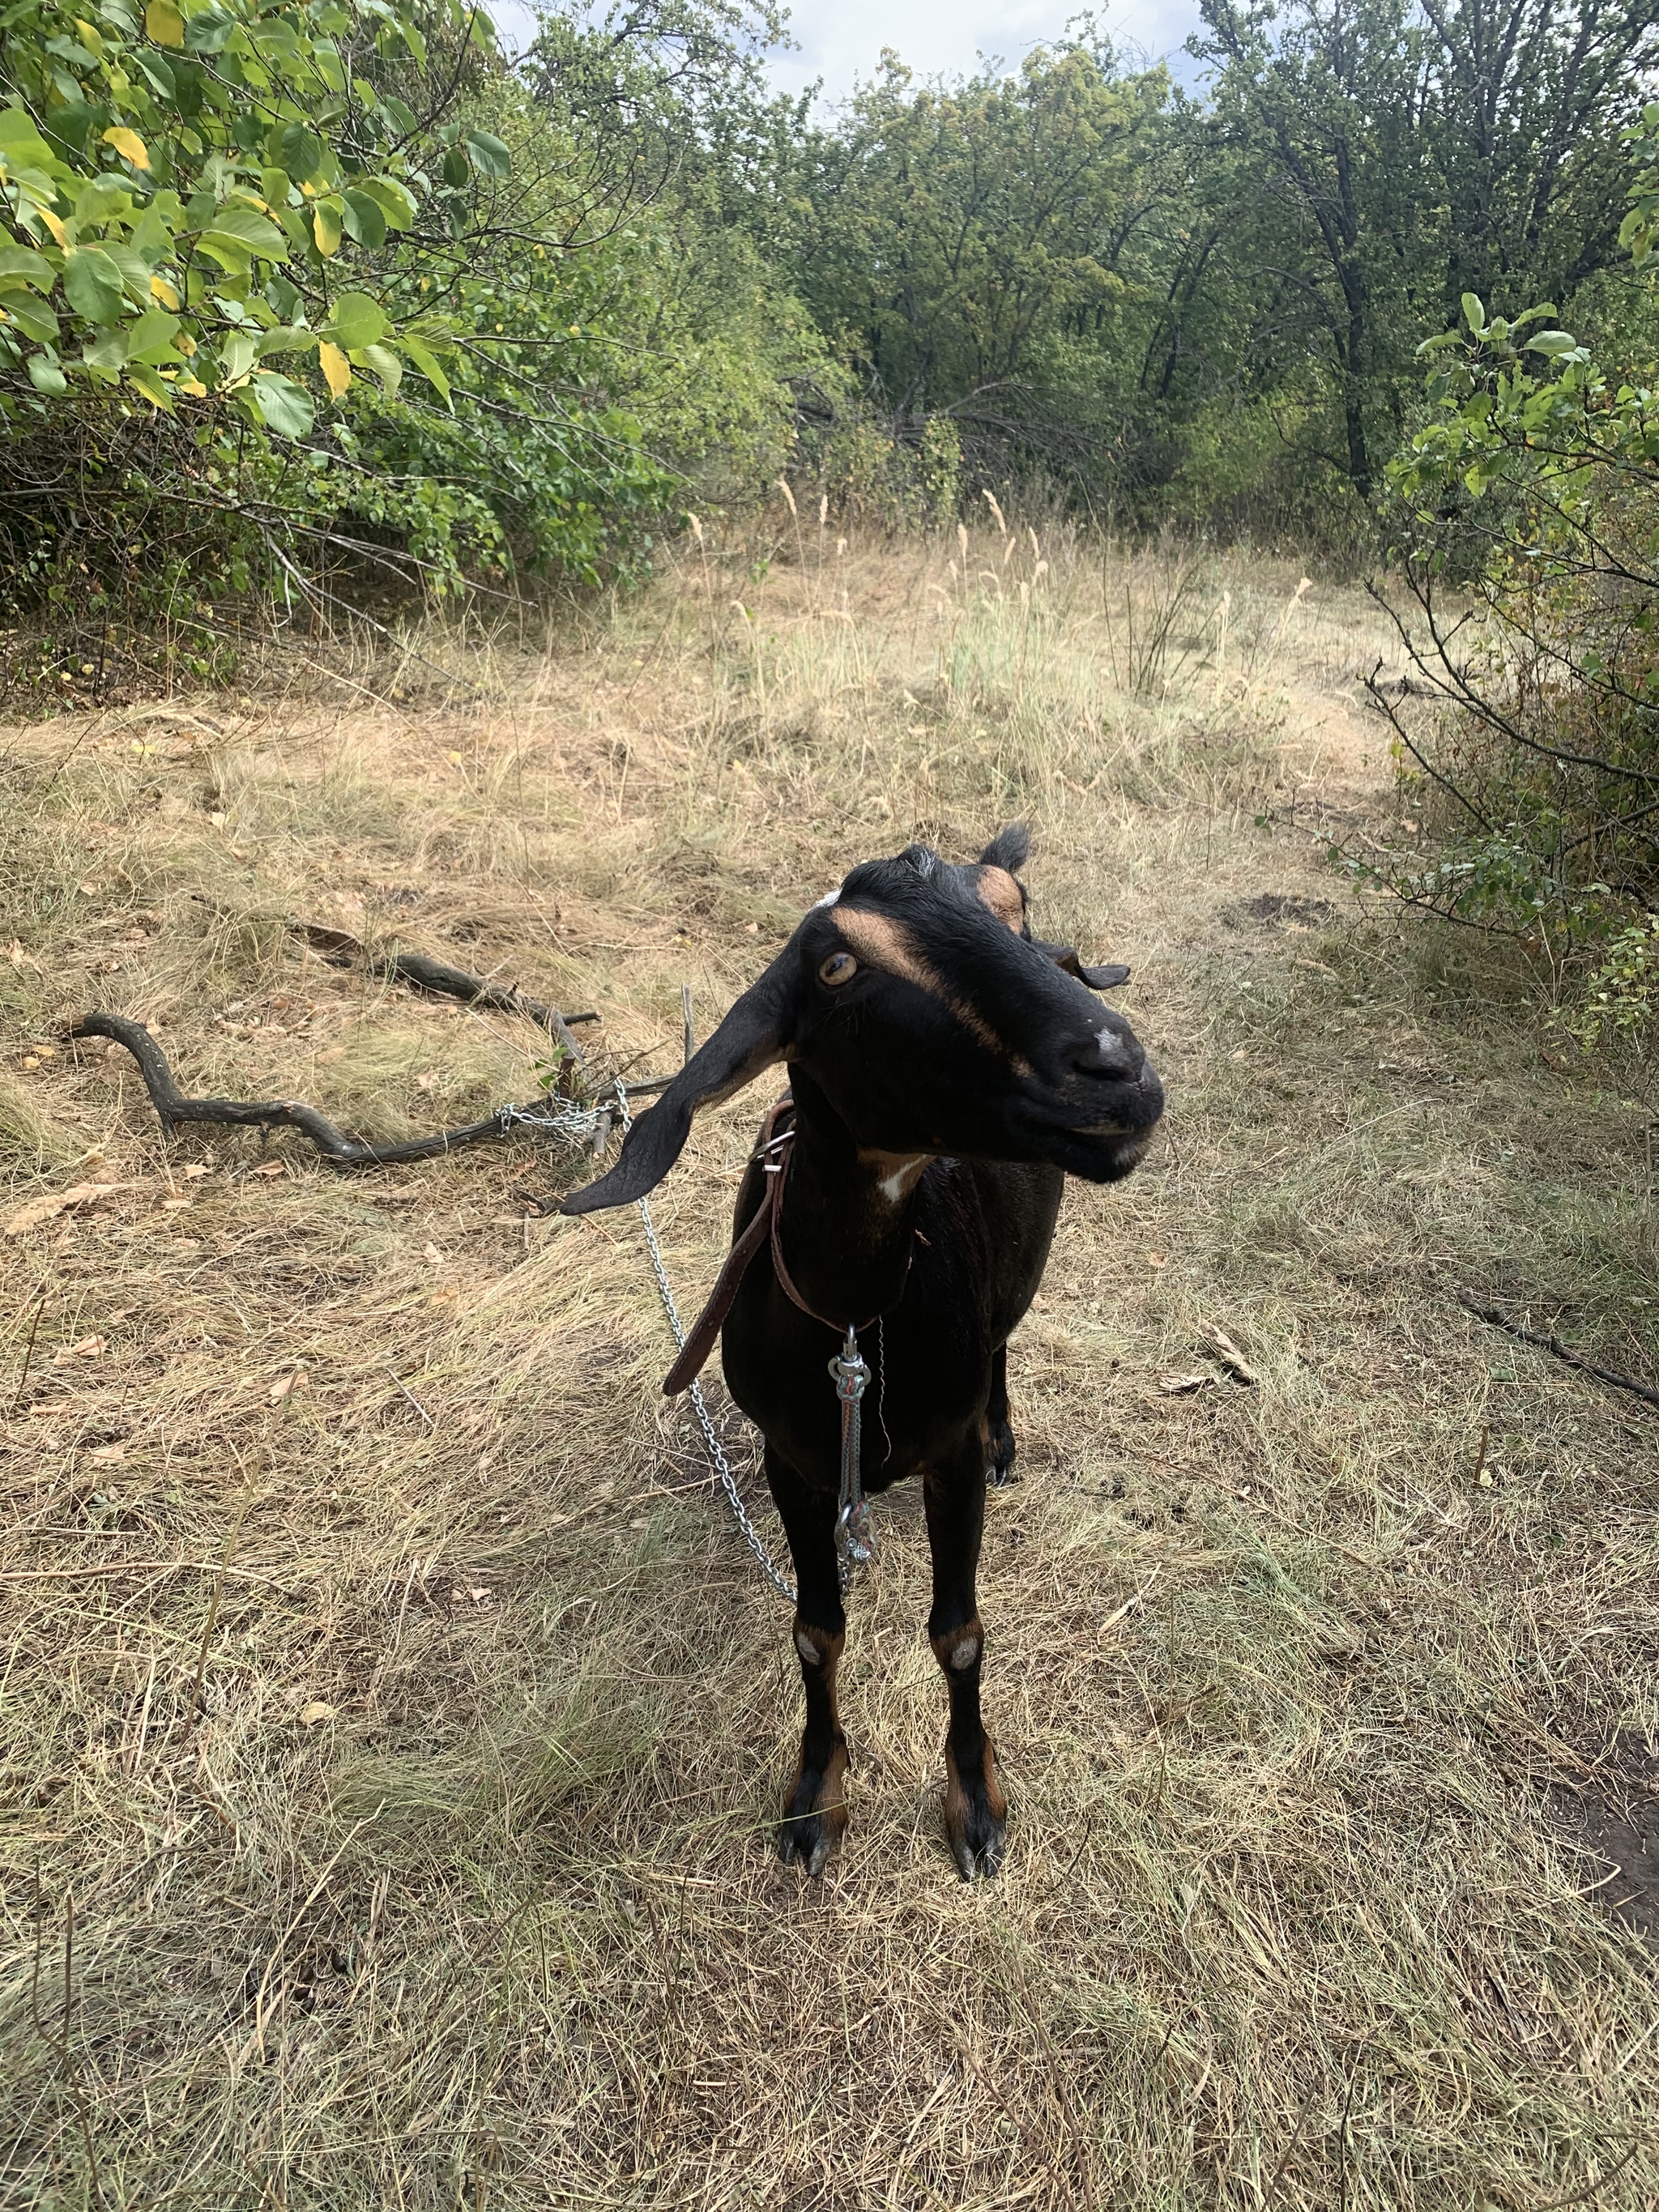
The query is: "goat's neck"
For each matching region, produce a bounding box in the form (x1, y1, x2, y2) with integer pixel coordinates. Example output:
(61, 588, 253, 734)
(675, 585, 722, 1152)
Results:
(778, 1068, 931, 1328)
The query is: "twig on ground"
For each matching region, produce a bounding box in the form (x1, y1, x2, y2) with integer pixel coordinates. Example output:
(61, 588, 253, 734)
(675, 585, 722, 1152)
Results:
(68, 1014, 599, 1169)
(385, 1364, 437, 1429)
(1459, 1293, 1659, 1413)
(294, 922, 594, 1087)
(9, 1285, 47, 1416)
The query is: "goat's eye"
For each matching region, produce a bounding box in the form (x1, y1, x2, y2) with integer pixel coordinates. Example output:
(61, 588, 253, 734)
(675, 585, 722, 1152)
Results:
(818, 950, 858, 987)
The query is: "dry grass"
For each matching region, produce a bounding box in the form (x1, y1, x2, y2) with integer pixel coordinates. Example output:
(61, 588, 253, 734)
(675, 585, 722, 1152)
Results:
(2, 526, 1658, 2210)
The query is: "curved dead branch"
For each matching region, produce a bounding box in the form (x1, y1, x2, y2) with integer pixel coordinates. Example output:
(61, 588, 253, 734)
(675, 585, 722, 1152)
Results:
(294, 922, 594, 1081)
(70, 1012, 591, 1169)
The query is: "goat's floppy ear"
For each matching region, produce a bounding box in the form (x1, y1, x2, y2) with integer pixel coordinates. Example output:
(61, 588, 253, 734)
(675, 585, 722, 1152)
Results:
(1034, 939, 1131, 991)
(559, 961, 791, 1214)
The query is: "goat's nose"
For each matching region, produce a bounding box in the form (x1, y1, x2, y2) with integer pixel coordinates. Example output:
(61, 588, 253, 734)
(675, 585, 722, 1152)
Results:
(1073, 1024, 1141, 1082)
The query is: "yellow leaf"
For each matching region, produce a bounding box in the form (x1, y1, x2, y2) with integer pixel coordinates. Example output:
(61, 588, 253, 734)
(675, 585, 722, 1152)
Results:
(36, 208, 67, 247)
(312, 202, 342, 256)
(102, 126, 150, 168)
(149, 273, 179, 309)
(318, 341, 351, 396)
(145, 0, 184, 43)
(298, 1701, 335, 1726)
(175, 377, 207, 396)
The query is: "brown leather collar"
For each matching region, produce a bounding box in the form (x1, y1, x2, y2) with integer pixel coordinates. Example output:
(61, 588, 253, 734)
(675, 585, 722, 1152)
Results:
(663, 1093, 887, 1397)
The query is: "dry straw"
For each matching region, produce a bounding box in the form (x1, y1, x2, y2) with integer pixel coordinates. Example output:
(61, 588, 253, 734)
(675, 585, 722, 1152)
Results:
(2, 523, 1657, 2209)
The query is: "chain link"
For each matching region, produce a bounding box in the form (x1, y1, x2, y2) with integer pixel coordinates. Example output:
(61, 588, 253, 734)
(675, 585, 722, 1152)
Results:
(495, 1098, 612, 1146)
(619, 1089, 798, 1605)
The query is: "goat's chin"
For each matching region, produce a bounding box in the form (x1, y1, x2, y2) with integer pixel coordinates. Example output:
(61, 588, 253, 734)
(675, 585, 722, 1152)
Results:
(1051, 1127, 1157, 1183)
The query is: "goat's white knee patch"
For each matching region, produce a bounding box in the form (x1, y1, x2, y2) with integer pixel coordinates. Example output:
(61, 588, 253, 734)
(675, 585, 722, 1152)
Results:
(948, 1633, 980, 1673)
(795, 1628, 824, 1665)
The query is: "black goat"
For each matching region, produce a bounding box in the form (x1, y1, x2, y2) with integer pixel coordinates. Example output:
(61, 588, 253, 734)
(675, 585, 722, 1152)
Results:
(562, 828, 1163, 1877)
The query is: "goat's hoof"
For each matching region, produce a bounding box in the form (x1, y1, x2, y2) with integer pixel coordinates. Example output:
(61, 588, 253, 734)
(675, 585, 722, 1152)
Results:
(944, 1744, 1007, 1879)
(778, 1743, 848, 1877)
(985, 1415, 1017, 1489)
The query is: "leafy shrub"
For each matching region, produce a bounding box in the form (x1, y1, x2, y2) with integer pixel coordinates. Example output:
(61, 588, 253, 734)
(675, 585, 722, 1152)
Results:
(1363, 109, 1659, 1053)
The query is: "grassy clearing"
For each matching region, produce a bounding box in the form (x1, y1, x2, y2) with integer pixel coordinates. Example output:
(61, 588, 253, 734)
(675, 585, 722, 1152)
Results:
(2, 526, 1657, 2210)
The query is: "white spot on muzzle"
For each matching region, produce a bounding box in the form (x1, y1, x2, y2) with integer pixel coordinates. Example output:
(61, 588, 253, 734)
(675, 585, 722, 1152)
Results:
(812, 882, 843, 910)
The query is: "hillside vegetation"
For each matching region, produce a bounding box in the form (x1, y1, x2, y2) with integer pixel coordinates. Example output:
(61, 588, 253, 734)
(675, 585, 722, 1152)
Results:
(3, 535, 1657, 2207)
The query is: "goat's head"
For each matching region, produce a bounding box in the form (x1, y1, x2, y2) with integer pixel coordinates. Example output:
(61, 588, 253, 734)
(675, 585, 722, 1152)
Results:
(561, 826, 1163, 1213)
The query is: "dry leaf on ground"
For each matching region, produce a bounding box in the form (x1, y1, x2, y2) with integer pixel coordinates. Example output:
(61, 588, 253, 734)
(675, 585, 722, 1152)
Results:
(1197, 1321, 1258, 1385)
(4, 1182, 137, 1235)
(1159, 1371, 1213, 1396)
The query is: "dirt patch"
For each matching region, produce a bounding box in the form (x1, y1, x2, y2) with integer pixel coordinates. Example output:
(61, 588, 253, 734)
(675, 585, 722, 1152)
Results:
(1226, 891, 1340, 927)
(1559, 1741, 1659, 1950)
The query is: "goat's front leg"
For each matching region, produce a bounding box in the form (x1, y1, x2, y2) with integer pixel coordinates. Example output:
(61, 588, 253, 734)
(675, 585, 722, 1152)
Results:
(924, 1435, 1007, 1877)
(766, 1446, 849, 1876)
(985, 1340, 1017, 1487)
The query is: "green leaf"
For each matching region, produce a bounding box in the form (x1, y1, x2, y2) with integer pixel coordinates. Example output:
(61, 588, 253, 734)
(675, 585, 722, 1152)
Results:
(1461, 291, 1486, 334)
(199, 198, 289, 258)
(2, 294, 59, 343)
(0, 109, 62, 173)
(64, 245, 123, 324)
(83, 327, 128, 372)
(463, 129, 511, 180)
(0, 245, 53, 292)
(320, 288, 386, 350)
(125, 361, 174, 408)
(183, 2, 234, 53)
(255, 323, 317, 356)
(102, 244, 154, 297)
(341, 187, 386, 249)
(1527, 330, 1580, 356)
(278, 124, 323, 183)
(27, 352, 68, 394)
(354, 176, 416, 231)
(400, 330, 450, 403)
(220, 330, 258, 382)
(250, 369, 313, 437)
(357, 339, 400, 394)
(124, 306, 180, 361)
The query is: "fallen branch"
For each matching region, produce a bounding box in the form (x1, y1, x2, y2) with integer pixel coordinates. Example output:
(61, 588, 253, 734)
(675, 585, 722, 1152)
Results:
(70, 1013, 610, 1169)
(294, 923, 594, 1084)
(1459, 1293, 1659, 1413)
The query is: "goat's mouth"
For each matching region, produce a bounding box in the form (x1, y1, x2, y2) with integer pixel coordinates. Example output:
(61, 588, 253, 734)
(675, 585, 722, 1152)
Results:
(1032, 1072, 1163, 1181)
(1055, 1124, 1158, 1182)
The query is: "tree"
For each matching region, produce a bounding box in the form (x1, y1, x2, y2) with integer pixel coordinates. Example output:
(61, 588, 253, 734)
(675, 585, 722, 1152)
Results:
(1192, 0, 1659, 500)
(772, 38, 1176, 491)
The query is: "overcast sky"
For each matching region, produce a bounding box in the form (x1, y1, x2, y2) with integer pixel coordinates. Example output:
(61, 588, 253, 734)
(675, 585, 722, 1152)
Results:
(769, 0, 1206, 101)
(490, 1, 1208, 104)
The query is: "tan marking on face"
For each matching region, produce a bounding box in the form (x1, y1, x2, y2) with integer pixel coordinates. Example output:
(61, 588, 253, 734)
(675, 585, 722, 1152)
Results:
(832, 907, 1002, 1053)
(976, 867, 1024, 932)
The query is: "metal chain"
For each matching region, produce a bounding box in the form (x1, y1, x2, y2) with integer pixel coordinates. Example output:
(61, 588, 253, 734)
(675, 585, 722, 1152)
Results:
(618, 1089, 798, 1605)
(495, 1098, 612, 1146)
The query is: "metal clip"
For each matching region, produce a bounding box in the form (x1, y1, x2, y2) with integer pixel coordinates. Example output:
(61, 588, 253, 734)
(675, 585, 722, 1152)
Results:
(830, 1325, 874, 1579)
